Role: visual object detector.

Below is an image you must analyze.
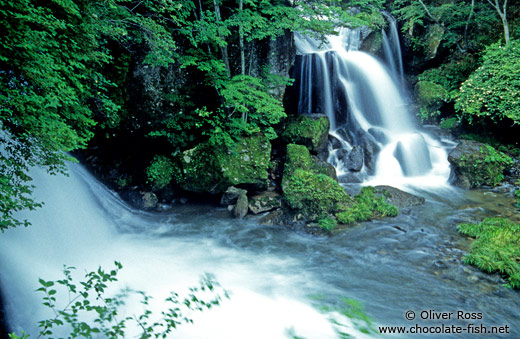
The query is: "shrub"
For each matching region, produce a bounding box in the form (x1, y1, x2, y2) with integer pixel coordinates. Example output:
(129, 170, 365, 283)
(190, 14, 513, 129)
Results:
(146, 155, 178, 190)
(456, 40, 520, 124)
(458, 218, 520, 289)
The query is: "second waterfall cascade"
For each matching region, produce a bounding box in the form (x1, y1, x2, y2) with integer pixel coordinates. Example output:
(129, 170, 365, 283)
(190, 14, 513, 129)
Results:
(293, 26, 452, 188)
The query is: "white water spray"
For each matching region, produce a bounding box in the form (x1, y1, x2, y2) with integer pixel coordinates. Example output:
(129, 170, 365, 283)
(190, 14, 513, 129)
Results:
(294, 25, 452, 189)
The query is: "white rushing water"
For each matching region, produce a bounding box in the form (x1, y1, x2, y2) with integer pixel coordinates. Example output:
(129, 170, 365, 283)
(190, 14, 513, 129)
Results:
(0, 164, 371, 338)
(294, 25, 453, 190)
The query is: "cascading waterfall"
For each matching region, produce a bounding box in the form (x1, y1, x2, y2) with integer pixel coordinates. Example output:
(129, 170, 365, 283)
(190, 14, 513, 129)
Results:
(294, 23, 452, 189)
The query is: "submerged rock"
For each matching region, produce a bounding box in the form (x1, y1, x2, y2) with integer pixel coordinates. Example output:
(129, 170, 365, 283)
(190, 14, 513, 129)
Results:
(374, 186, 425, 208)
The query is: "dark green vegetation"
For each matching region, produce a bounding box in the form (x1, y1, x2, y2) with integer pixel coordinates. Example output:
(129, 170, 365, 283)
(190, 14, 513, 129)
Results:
(281, 144, 398, 231)
(448, 141, 514, 188)
(458, 218, 520, 289)
(0, 0, 386, 230)
(8, 263, 228, 338)
(335, 187, 398, 225)
(392, 0, 520, 136)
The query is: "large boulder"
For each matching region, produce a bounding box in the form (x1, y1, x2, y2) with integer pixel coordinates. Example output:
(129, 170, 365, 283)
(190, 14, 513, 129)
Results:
(448, 140, 513, 188)
(281, 114, 330, 155)
(346, 145, 364, 172)
(180, 134, 271, 194)
(282, 144, 348, 220)
(374, 186, 425, 208)
(221, 186, 248, 206)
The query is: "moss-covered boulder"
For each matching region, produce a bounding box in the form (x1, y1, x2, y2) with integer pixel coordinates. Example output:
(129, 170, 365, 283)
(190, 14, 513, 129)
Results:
(282, 144, 348, 221)
(180, 134, 271, 194)
(335, 187, 398, 225)
(281, 114, 330, 154)
(448, 140, 514, 188)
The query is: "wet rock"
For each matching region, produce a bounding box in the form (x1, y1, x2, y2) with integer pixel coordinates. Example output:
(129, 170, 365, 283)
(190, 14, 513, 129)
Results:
(338, 173, 363, 184)
(234, 194, 248, 219)
(248, 192, 282, 214)
(360, 30, 383, 55)
(336, 149, 349, 163)
(336, 128, 354, 145)
(361, 134, 381, 174)
(346, 146, 364, 172)
(329, 134, 343, 150)
(281, 114, 330, 155)
(374, 186, 425, 208)
(123, 190, 159, 210)
(425, 24, 445, 60)
(448, 140, 512, 188)
(259, 209, 284, 225)
(313, 157, 338, 180)
(368, 127, 390, 144)
(221, 186, 248, 206)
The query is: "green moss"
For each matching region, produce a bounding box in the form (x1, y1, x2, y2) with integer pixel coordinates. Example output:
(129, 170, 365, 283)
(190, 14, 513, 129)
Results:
(282, 115, 329, 152)
(458, 217, 520, 289)
(335, 187, 398, 225)
(146, 155, 179, 190)
(284, 169, 348, 220)
(180, 134, 270, 193)
(415, 80, 447, 122)
(456, 145, 513, 187)
(318, 217, 338, 232)
(439, 117, 458, 130)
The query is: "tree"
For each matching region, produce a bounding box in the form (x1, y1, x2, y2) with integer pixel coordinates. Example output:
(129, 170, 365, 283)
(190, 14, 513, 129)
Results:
(485, 0, 510, 43)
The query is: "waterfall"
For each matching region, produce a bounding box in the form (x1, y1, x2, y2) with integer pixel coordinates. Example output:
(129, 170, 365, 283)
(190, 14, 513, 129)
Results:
(381, 12, 405, 84)
(294, 27, 451, 189)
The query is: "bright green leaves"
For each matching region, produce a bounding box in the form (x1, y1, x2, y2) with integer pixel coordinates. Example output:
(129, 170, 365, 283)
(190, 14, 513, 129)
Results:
(456, 40, 520, 124)
(10, 262, 228, 338)
(458, 217, 520, 288)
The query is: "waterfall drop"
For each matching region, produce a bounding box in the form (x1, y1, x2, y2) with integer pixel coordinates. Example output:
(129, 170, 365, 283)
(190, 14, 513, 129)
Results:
(294, 24, 451, 189)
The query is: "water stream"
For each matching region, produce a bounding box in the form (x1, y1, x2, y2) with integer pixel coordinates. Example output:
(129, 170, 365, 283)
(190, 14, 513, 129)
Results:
(1, 165, 519, 338)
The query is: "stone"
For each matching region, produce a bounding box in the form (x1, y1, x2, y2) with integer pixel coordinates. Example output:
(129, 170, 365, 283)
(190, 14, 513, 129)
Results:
(374, 186, 425, 208)
(313, 158, 337, 181)
(448, 140, 512, 188)
(336, 149, 349, 163)
(346, 145, 364, 172)
(425, 24, 445, 60)
(221, 186, 248, 206)
(180, 134, 271, 194)
(123, 190, 158, 210)
(281, 114, 330, 154)
(360, 134, 381, 174)
(329, 134, 343, 150)
(259, 209, 284, 225)
(234, 194, 249, 219)
(248, 192, 282, 214)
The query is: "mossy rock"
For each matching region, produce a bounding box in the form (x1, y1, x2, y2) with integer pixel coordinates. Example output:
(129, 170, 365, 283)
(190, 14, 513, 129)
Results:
(281, 114, 330, 154)
(335, 187, 398, 225)
(248, 192, 282, 214)
(448, 140, 514, 188)
(458, 217, 520, 289)
(283, 169, 349, 220)
(282, 144, 336, 189)
(180, 134, 271, 193)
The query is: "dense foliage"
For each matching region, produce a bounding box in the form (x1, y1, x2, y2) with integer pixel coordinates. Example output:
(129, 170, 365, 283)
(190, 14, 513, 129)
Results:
(0, 0, 384, 229)
(458, 217, 520, 289)
(455, 40, 520, 124)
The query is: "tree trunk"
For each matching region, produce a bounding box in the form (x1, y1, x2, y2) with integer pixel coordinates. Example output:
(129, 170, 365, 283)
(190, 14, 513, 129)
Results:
(213, 0, 231, 76)
(239, 0, 245, 75)
(487, 0, 509, 44)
